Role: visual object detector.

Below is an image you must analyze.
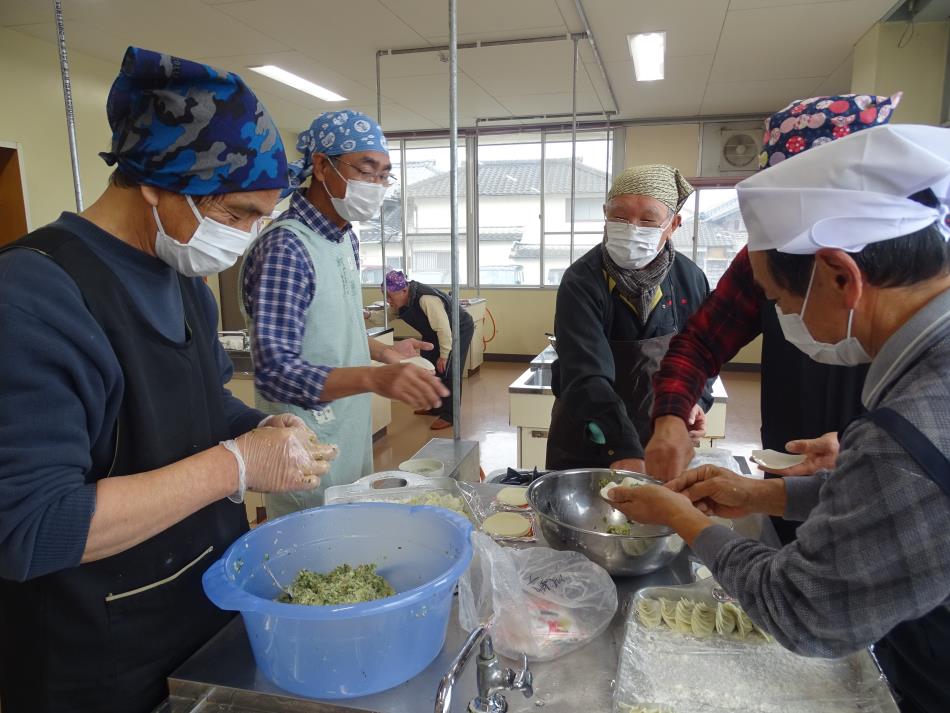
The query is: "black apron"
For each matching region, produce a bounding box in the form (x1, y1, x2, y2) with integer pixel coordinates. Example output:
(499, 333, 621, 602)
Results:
(0, 228, 248, 713)
(863, 407, 950, 713)
(547, 280, 677, 471)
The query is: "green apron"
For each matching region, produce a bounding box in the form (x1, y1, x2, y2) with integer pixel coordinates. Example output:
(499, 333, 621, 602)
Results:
(241, 218, 374, 518)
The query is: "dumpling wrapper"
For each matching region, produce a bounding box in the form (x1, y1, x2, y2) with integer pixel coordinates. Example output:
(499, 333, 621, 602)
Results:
(483, 512, 532, 538)
(600, 476, 644, 501)
(496, 486, 529, 508)
(751, 449, 806, 470)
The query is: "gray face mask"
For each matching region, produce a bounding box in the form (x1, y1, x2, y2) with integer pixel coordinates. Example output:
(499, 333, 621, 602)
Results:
(774, 264, 872, 367)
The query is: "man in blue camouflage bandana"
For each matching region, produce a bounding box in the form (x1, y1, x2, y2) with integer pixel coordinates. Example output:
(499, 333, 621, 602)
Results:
(241, 110, 448, 517)
(0, 47, 336, 713)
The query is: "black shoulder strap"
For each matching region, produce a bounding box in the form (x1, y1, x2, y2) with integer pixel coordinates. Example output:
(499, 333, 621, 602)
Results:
(866, 407, 950, 498)
(1, 226, 114, 290)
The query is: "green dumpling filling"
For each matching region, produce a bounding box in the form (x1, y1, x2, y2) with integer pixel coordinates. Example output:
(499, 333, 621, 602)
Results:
(278, 564, 395, 606)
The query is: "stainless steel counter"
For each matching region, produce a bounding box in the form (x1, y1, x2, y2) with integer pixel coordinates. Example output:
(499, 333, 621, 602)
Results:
(158, 508, 779, 713)
(158, 550, 695, 713)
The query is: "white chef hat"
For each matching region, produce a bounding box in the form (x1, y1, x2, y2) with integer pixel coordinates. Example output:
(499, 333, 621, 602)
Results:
(739, 124, 950, 255)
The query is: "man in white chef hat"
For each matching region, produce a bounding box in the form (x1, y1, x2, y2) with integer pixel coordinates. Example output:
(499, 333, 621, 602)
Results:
(606, 124, 950, 713)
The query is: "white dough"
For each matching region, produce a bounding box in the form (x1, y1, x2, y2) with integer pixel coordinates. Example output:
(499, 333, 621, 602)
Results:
(600, 476, 643, 501)
(495, 486, 529, 508)
(482, 512, 532, 538)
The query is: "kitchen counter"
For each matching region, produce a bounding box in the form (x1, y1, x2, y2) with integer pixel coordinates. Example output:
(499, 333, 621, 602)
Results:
(157, 511, 780, 713)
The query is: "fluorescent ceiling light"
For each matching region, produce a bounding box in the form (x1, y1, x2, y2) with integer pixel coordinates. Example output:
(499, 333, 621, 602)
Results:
(627, 32, 666, 82)
(248, 65, 346, 102)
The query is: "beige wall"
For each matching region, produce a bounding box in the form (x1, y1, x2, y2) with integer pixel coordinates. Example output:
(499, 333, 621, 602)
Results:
(852, 20, 950, 126)
(0, 27, 117, 228)
(624, 123, 701, 176)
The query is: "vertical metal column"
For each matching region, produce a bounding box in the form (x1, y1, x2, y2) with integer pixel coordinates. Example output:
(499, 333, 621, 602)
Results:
(539, 130, 546, 286)
(54, 0, 83, 211)
(569, 37, 578, 262)
(376, 51, 388, 328)
(448, 0, 462, 439)
(473, 120, 481, 296)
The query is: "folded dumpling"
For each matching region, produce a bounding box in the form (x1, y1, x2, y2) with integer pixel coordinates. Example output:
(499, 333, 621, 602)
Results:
(690, 601, 715, 637)
(637, 597, 663, 629)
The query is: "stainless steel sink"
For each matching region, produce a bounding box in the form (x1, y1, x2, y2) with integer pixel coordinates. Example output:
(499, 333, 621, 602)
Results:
(525, 369, 552, 388)
(227, 350, 254, 374)
(509, 366, 553, 394)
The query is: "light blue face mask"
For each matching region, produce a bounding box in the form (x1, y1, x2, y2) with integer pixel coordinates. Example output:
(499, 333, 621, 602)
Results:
(774, 264, 871, 367)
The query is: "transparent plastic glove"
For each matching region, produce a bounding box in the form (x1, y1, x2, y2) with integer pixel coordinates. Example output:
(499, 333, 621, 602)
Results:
(258, 413, 309, 431)
(230, 427, 337, 496)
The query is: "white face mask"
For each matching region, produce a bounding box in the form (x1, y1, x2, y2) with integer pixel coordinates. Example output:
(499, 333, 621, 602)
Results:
(325, 161, 388, 223)
(604, 220, 667, 270)
(153, 196, 258, 277)
(774, 264, 871, 367)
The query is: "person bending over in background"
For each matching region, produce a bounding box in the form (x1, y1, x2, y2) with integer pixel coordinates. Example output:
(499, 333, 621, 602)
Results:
(383, 269, 475, 430)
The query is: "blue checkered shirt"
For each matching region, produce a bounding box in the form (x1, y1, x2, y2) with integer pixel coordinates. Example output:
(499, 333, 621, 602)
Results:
(242, 190, 361, 409)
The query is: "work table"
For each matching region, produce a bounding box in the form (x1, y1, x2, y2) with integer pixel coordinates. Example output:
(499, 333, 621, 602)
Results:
(156, 501, 778, 713)
(158, 520, 700, 713)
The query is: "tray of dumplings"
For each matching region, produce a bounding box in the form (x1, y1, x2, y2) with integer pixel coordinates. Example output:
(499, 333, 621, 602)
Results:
(613, 579, 898, 713)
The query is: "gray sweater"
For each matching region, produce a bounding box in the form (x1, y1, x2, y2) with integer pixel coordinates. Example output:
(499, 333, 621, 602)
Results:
(694, 287, 950, 657)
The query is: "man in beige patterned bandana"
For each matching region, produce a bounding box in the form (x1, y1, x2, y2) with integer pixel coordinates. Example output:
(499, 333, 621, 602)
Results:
(547, 164, 714, 474)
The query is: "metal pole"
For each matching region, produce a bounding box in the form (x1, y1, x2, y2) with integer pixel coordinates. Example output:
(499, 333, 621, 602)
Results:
(474, 119, 481, 296)
(448, 0, 461, 440)
(54, 0, 83, 211)
(569, 37, 578, 263)
(539, 130, 546, 286)
(376, 51, 389, 329)
(574, 0, 620, 114)
(399, 139, 409, 279)
(604, 113, 611, 195)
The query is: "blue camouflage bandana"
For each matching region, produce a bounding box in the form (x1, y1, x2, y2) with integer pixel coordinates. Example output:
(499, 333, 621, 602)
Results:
(100, 46, 288, 196)
(286, 110, 389, 196)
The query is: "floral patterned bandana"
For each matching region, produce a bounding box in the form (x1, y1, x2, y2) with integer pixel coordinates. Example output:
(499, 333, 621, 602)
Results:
(758, 92, 902, 170)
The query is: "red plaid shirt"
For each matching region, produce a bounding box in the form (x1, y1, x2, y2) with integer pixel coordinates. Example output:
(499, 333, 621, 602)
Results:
(652, 247, 763, 422)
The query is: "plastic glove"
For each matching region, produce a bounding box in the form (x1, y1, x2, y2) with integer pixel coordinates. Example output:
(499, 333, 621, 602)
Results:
(259, 412, 310, 434)
(232, 427, 338, 494)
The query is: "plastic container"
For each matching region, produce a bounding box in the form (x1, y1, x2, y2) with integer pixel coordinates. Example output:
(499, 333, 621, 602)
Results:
(398, 458, 445, 478)
(202, 503, 473, 699)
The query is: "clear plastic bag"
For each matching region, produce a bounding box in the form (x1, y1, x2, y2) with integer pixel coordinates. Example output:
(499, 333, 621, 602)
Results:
(459, 532, 618, 661)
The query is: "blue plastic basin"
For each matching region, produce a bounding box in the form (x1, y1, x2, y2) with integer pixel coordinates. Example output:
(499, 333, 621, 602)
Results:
(202, 503, 473, 699)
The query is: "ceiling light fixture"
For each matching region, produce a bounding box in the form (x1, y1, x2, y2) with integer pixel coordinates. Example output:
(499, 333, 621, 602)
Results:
(627, 32, 666, 82)
(248, 65, 347, 102)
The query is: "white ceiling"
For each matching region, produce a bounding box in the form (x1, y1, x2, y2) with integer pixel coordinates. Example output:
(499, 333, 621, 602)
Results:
(0, 0, 904, 133)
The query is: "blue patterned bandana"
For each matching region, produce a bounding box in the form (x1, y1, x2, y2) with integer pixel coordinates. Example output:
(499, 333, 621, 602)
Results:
(100, 46, 288, 195)
(286, 110, 389, 195)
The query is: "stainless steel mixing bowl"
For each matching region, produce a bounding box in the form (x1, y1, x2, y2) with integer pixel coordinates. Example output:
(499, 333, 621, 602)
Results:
(526, 469, 684, 576)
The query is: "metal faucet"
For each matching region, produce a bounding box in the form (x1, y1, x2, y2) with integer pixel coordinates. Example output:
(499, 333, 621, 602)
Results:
(435, 626, 533, 713)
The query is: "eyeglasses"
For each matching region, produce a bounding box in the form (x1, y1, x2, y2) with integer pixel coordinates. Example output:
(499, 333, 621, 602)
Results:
(331, 157, 397, 187)
(608, 213, 674, 230)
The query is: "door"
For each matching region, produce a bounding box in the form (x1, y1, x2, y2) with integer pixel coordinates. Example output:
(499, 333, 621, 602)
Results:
(0, 145, 29, 248)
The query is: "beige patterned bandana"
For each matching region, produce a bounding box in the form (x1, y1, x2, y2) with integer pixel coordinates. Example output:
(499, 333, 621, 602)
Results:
(607, 164, 694, 213)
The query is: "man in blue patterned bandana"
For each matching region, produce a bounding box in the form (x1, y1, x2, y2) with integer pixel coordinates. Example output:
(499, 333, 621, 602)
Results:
(241, 110, 448, 517)
(0, 47, 337, 713)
